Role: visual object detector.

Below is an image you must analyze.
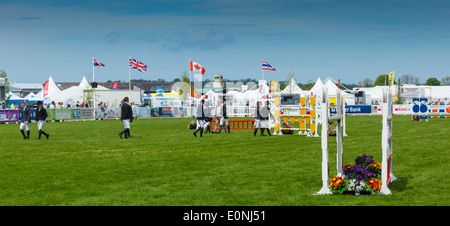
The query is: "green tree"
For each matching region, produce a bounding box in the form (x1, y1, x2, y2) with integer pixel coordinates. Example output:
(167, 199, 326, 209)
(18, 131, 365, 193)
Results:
(1, 69, 11, 102)
(394, 78, 404, 104)
(357, 78, 373, 87)
(441, 76, 450, 86)
(373, 74, 391, 86)
(425, 77, 441, 86)
(180, 70, 190, 84)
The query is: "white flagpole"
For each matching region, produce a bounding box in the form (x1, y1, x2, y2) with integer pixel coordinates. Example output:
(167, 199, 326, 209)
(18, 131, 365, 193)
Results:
(261, 59, 264, 81)
(92, 55, 96, 120)
(129, 56, 131, 97)
(189, 58, 192, 98)
(189, 58, 192, 116)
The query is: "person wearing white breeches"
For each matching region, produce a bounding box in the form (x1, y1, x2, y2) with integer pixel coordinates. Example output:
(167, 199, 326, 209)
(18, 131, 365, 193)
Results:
(19, 101, 31, 139)
(118, 97, 133, 139)
(35, 101, 49, 139)
(193, 99, 205, 137)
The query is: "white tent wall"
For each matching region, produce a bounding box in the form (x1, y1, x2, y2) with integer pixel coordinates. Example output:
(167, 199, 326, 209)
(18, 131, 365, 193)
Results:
(95, 90, 141, 107)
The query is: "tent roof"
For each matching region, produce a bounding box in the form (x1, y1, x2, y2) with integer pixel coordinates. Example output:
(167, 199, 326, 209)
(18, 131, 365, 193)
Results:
(309, 77, 323, 95)
(46, 76, 61, 97)
(281, 78, 302, 94)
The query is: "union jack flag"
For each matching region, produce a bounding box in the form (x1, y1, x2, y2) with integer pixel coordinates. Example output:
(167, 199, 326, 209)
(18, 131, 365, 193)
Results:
(129, 57, 147, 73)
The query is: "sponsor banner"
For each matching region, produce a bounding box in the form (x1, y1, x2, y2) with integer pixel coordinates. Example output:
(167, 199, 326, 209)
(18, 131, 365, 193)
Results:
(393, 105, 412, 114)
(330, 105, 372, 114)
(0, 109, 19, 123)
(72, 108, 94, 119)
(54, 109, 72, 120)
(228, 106, 256, 117)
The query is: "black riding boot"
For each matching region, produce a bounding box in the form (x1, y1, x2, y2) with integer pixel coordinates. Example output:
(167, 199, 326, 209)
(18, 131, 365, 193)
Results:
(260, 128, 266, 136)
(27, 130, 30, 139)
(253, 128, 258, 137)
(41, 130, 49, 139)
(118, 129, 127, 139)
(218, 126, 222, 134)
(38, 130, 42, 139)
(126, 129, 131, 138)
(227, 125, 230, 133)
(266, 128, 272, 136)
(193, 127, 201, 137)
(20, 130, 26, 139)
(200, 128, 203, 137)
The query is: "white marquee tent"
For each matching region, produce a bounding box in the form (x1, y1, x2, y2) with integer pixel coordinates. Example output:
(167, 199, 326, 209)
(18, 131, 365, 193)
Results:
(45, 76, 109, 104)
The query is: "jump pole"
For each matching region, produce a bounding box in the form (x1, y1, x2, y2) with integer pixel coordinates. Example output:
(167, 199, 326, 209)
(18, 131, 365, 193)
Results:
(379, 90, 397, 195)
(316, 86, 344, 195)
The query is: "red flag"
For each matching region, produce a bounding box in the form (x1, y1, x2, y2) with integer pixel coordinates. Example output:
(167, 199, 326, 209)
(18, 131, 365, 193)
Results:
(43, 80, 49, 97)
(190, 61, 205, 75)
(112, 81, 118, 90)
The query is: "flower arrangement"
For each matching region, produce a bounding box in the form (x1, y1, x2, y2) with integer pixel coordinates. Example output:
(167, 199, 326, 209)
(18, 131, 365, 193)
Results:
(329, 154, 383, 195)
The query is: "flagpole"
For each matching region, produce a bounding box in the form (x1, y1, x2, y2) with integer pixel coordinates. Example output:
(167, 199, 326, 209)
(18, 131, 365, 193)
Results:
(189, 58, 192, 116)
(93, 55, 96, 120)
(129, 56, 131, 97)
(261, 59, 264, 81)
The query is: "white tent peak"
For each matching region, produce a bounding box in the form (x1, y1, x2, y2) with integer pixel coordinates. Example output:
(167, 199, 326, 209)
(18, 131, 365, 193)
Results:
(281, 77, 302, 94)
(79, 76, 91, 90)
(309, 77, 324, 95)
(46, 76, 61, 96)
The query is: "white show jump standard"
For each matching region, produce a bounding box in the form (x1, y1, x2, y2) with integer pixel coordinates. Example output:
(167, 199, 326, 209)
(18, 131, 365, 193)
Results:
(317, 87, 344, 195)
(380, 91, 397, 195)
(316, 88, 396, 195)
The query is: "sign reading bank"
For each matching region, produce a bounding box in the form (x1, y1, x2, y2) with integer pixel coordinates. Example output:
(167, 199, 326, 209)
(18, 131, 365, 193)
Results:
(330, 105, 372, 114)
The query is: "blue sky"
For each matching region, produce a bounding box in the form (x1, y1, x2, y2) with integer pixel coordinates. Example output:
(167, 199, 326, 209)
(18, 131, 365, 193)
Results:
(1, 0, 449, 84)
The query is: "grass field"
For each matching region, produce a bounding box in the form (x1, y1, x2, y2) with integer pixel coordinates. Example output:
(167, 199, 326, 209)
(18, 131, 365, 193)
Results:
(0, 115, 449, 206)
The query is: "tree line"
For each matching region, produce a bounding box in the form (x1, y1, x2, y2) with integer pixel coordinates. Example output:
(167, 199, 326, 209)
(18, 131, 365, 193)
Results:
(357, 74, 450, 87)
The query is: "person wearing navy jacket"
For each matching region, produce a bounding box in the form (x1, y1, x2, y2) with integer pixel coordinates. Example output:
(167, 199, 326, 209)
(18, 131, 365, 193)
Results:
(19, 101, 31, 139)
(35, 101, 49, 139)
(193, 99, 205, 137)
(118, 97, 133, 139)
(253, 101, 264, 137)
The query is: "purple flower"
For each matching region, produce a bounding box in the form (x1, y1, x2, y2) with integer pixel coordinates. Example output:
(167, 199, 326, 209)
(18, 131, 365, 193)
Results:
(370, 155, 373, 158)
(367, 159, 371, 163)
(350, 168, 356, 172)
(363, 155, 367, 159)
(357, 175, 362, 180)
(369, 173, 375, 177)
(343, 168, 347, 172)
(357, 168, 362, 172)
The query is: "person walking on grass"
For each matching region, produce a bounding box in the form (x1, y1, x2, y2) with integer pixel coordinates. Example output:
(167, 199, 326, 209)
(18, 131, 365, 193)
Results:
(19, 101, 31, 139)
(212, 99, 222, 133)
(261, 100, 272, 136)
(253, 101, 264, 137)
(118, 97, 133, 139)
(204, 101, 213, 134)
(193, 99, 205, 137)
(36, 101, 49, 139)
(218, 99, 230, 134)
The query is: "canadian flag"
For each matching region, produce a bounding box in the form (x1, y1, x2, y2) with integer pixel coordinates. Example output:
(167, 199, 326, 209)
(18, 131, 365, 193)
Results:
(190, 61, 206, 75)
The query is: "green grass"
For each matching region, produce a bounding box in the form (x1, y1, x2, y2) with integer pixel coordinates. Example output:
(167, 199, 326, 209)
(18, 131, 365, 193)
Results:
(0, 115, 449, 206)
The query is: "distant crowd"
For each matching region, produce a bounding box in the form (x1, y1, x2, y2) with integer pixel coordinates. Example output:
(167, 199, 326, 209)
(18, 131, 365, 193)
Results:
(0, 100, 150, 110)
